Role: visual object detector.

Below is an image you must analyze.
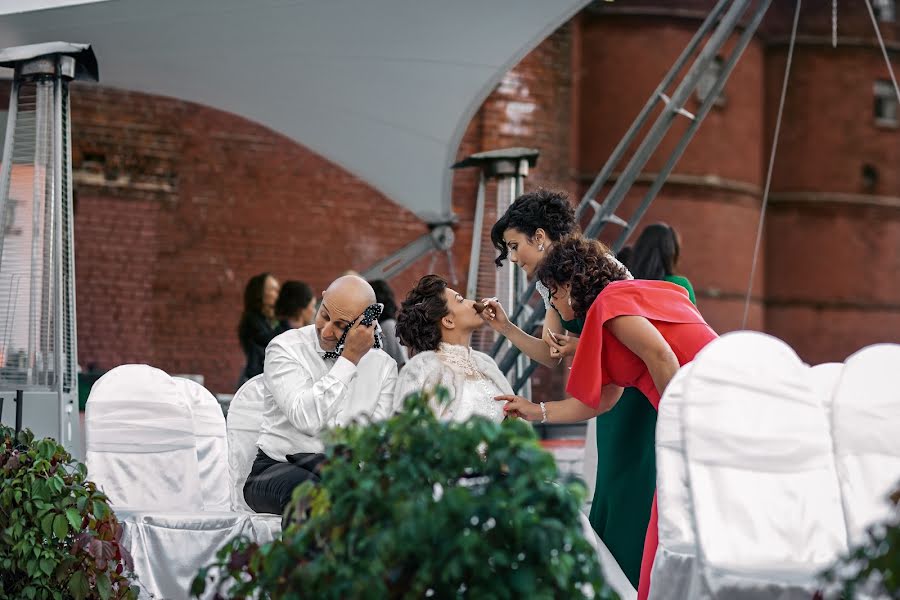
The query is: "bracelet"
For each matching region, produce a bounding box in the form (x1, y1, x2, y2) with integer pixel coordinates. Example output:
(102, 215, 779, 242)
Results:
(539, 401, 548, 424)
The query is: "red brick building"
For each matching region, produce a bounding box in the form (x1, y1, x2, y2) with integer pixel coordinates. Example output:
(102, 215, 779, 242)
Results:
(55, 0, 898, 394)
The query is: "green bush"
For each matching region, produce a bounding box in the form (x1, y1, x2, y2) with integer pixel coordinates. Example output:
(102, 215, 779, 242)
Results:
(0, 426, 139, 600)
(194, 387, 619, 599)
(821, 484, 899, 598)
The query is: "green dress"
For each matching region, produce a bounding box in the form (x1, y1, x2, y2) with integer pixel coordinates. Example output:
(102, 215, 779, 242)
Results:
(558, 274, 695, 588)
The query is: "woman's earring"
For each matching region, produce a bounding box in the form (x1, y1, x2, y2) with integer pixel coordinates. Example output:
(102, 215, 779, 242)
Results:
(567, 295, 572, 307)
(538, 243, 544, 252)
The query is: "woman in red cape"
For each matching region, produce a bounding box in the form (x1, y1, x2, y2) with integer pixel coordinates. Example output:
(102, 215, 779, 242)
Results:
(499, 237, 717, 600)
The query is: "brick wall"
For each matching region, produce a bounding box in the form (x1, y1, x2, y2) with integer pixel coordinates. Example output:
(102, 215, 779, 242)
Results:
(69, 86, 428, 393)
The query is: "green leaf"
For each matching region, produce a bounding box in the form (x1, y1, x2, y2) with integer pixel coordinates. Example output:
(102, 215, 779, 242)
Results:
(39, 557, 54, 577)
(96, 571, 112, 600)
(48, 475, 64, 494)
(52, 513, 68, 540)
(40, 513, 55, 538)
(92, 499, 108, 520)
(65, 508, 82, 532)
(68, 570, 89, 600)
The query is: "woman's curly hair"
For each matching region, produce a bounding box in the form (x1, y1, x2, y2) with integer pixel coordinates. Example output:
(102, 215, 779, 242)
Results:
(395, 274, 450, 355)
(490, 189, 578, 267)
(535, 237, 630, 319)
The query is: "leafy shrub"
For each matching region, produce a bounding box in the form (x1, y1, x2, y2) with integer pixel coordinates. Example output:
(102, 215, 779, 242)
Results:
(821, 483, 899, 599)
(195, 387, 619, 599)
(0, 426, 139, 600)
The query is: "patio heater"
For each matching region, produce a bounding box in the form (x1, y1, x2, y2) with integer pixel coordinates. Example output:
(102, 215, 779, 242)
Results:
(0, 42, 98, 454)
(452, 147, 538, 396)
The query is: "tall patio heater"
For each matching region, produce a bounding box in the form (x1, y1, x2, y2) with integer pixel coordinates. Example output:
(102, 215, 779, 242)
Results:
(0, 42, 98, 454)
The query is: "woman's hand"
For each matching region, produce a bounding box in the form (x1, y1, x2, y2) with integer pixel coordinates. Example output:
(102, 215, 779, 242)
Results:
(479, 297, 513, 335)
(545, 330, 579, 360)
(495, 394, 543, 421)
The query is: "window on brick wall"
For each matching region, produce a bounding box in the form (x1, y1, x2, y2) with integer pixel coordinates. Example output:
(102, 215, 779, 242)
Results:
(874, 0, 896, 23)
(695, 55, 727, 108)
(874, 79, 898, 127)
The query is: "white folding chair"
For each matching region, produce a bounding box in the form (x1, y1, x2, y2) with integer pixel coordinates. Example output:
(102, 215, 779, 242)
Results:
(649, 363, 703, 600)
(225, 374, 281, 542)
(683, 332, 847, 599)
(831, 344, 900, 547)
(175, 377, 232, 511)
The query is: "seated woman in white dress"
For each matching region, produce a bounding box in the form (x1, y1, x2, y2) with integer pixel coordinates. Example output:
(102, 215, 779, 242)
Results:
(393, 274, 512, 422)
(392, 274, 637, 598)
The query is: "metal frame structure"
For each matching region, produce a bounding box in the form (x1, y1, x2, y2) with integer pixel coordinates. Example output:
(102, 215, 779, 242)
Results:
(0, 42, 97, 454)
(493, 0, 773, 391)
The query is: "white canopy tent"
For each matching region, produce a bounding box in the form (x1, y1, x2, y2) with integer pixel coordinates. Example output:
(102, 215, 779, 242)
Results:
(0, 0, 590, 224)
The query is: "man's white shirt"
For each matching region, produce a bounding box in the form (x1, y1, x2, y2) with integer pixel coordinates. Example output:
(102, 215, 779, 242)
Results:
(257, 324, 397, 460)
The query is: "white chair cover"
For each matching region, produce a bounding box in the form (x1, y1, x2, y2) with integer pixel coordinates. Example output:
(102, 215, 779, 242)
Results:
(225, 374, 282, 541)
(831, 343, 900, 547)
(86, 365, 254, 599)
(226, 374, 267, 512)
(175, 377, 232, 511)
(86, 364, 203, 511)
(683, 332, 847, 599)
(649, 363, 704, 600)
(808, 362, 843, 421)
(120, 510, 254, 600)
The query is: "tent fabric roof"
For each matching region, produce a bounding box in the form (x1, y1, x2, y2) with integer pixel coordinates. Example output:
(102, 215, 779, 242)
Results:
(0, 0, 590, 223)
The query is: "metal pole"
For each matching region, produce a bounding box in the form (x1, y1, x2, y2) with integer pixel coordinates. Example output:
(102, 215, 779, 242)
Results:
(62, 84, 77, 395)
(0, 82, 19, 270)
(53, 63, 66, 440)
(466, 173, 486, 300)
(14, 389, 23, 433)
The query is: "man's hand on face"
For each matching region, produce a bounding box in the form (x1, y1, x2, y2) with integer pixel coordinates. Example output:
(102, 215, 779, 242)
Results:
(341, 317, 376, 365)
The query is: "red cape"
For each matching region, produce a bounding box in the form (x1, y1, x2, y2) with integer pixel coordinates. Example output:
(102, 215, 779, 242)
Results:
(566, 279, 715, 409)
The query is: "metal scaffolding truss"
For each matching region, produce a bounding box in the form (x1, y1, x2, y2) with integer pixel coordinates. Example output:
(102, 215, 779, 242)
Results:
(493, 0, 774, 391)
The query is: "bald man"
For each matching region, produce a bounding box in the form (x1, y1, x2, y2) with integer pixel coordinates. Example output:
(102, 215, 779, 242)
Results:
(244, 276, 398, 515)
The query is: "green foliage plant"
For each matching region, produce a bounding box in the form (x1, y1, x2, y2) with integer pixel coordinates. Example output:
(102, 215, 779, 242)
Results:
(0, 425, 139, 600)
(821, 483, 899, 598)
(195, 387, 619, 599)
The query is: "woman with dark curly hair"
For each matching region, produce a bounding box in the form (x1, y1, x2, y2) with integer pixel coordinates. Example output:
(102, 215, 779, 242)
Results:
(483, 189, 589, 366)
(393, 274, 512, 422)
(498, 237, 718, 600)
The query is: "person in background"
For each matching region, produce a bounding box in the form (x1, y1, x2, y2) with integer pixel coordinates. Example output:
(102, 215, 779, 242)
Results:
(368, 279, 407, 369)
(238, 272, 280, 386)
(627, 222, 695, 303)
(275, 280, 317, 333)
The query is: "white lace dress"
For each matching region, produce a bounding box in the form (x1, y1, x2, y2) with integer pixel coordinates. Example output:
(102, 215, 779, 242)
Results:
(392, 342, 512, 423)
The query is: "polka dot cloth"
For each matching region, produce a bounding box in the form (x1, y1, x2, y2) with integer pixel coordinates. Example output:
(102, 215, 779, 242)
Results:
(322, 303, 384, 360)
